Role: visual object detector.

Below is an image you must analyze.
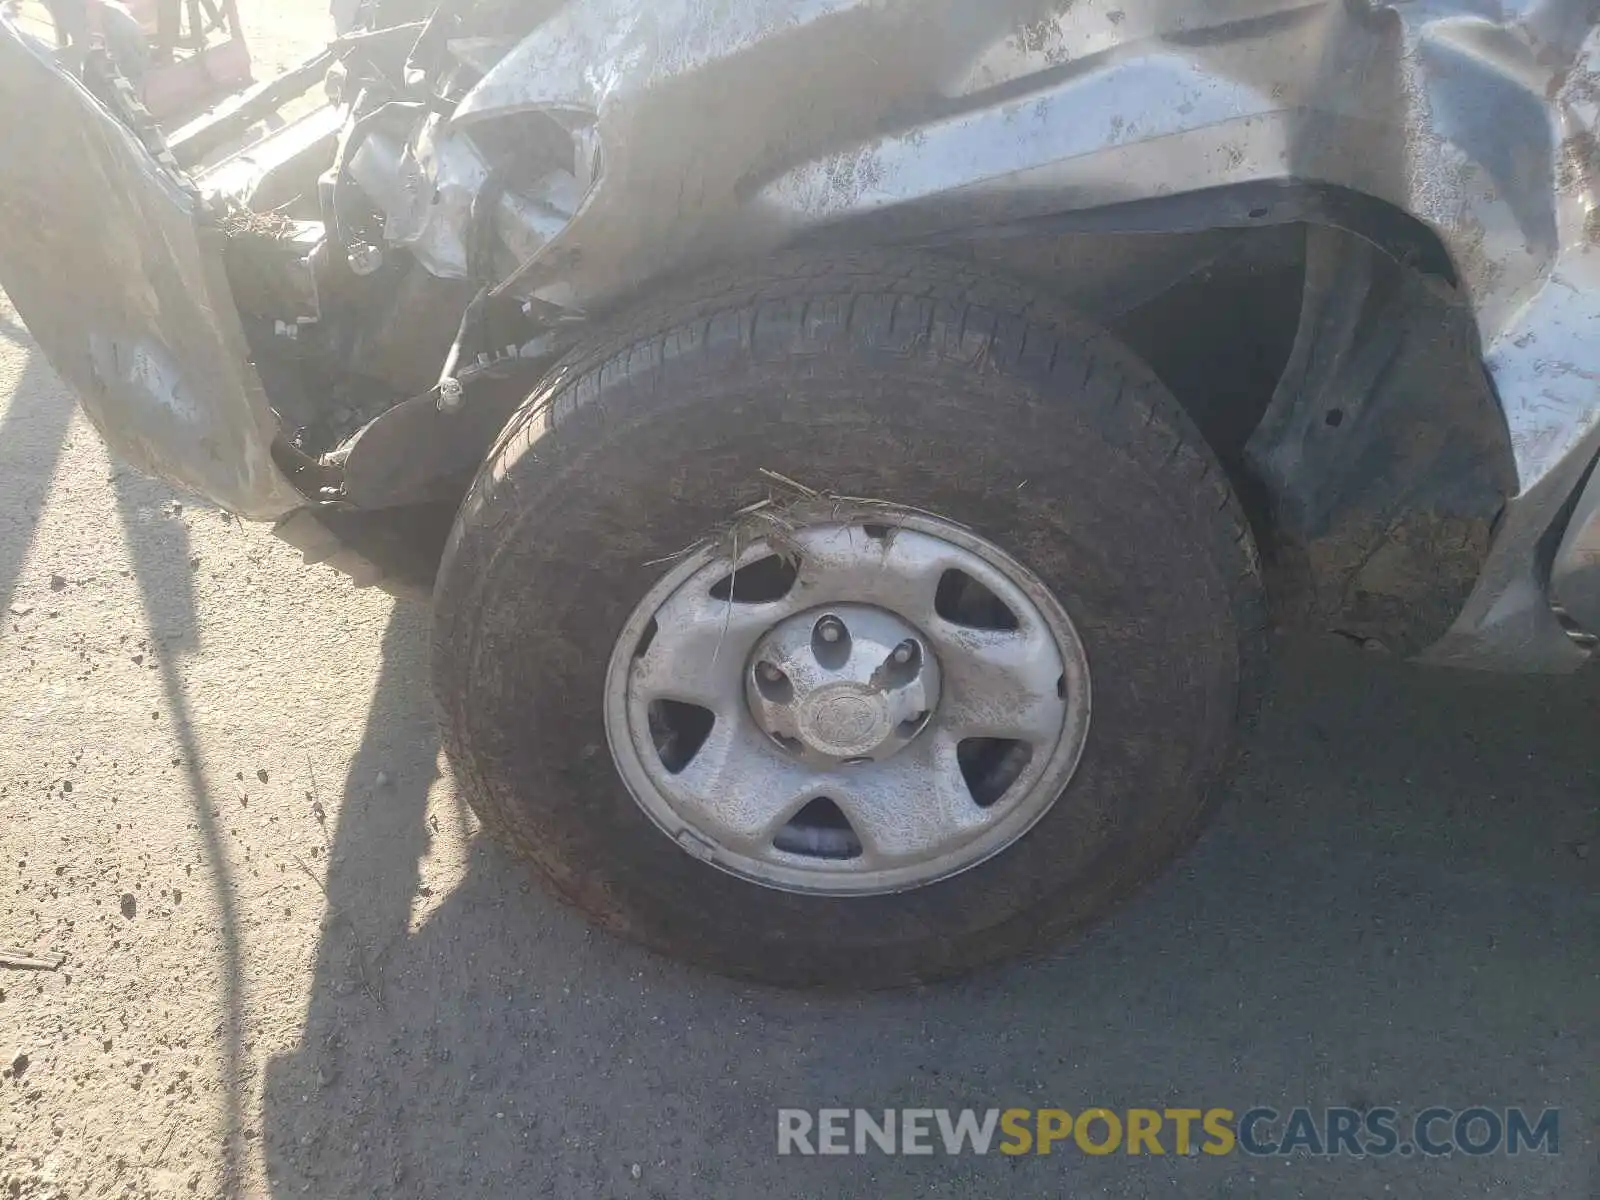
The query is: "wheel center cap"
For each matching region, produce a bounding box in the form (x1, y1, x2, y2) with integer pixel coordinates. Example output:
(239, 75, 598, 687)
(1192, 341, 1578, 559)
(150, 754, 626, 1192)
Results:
(798, 686, 893, 758)
(745, 604, 942, 766)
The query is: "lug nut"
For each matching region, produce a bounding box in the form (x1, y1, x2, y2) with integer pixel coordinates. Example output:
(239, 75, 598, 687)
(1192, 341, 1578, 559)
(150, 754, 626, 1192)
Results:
(818, 620, 843, 644)
(892, 642, 915, 665)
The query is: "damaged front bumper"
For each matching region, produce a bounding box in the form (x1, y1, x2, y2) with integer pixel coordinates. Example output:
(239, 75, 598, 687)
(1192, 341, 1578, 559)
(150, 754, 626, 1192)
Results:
(0, 16, 302, 520)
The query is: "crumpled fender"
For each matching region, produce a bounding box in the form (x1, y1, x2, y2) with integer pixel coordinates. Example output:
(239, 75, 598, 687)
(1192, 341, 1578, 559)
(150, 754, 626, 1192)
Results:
(451, 0, 1600, 668)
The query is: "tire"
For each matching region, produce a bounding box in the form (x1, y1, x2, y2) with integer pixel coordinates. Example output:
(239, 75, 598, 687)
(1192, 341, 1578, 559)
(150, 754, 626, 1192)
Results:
(432, 251, 1266, 987)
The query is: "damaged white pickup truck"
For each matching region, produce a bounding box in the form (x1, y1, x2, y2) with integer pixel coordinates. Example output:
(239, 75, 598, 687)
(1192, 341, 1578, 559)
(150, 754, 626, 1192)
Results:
(3, 0, 1599, 985)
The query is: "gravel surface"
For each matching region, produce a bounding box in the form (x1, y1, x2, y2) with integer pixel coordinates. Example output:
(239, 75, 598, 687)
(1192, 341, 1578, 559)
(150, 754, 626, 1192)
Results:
(1, 6, 1598, 1198)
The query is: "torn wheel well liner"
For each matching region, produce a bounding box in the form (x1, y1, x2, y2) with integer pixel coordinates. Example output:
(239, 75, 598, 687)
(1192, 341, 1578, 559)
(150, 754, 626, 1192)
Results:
(292, 208, 1512, 657)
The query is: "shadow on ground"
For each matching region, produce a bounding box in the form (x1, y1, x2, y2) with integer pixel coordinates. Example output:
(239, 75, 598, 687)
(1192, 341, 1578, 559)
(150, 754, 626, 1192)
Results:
(0, 327, 252, 1190)
(262, 624, 1600, 1199)
(0, 324, 73, 618)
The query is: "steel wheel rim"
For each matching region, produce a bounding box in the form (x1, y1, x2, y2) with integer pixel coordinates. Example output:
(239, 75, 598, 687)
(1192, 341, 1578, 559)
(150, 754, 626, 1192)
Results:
(603, 508, 1092, 896)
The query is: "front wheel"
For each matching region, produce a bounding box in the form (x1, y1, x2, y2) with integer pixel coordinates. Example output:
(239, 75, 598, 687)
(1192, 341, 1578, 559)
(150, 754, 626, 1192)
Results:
(431, 253, 1265, 987)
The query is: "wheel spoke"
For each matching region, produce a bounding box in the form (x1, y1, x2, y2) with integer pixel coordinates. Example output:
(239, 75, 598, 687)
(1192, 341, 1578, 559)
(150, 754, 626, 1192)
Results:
(830, 734, 990, 867)
(930, 618, 1068, 745)
(789, 525, 955, 625)
(668, 720, 825, 852)
(630, 586, 790, 712)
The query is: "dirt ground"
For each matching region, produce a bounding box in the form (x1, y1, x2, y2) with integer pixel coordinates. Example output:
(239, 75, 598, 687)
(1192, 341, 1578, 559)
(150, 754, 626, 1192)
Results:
(2, 6, 1599, 1199)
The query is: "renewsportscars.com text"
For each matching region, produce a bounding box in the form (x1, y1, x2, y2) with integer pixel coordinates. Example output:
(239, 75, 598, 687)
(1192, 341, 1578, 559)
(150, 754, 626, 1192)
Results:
(776, 1106, 1560, 1158)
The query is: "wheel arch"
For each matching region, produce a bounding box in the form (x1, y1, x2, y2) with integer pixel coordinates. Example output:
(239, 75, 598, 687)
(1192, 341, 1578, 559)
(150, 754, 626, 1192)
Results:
(328, 190, 1516, 658)
(838, 187, 1513, 657)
